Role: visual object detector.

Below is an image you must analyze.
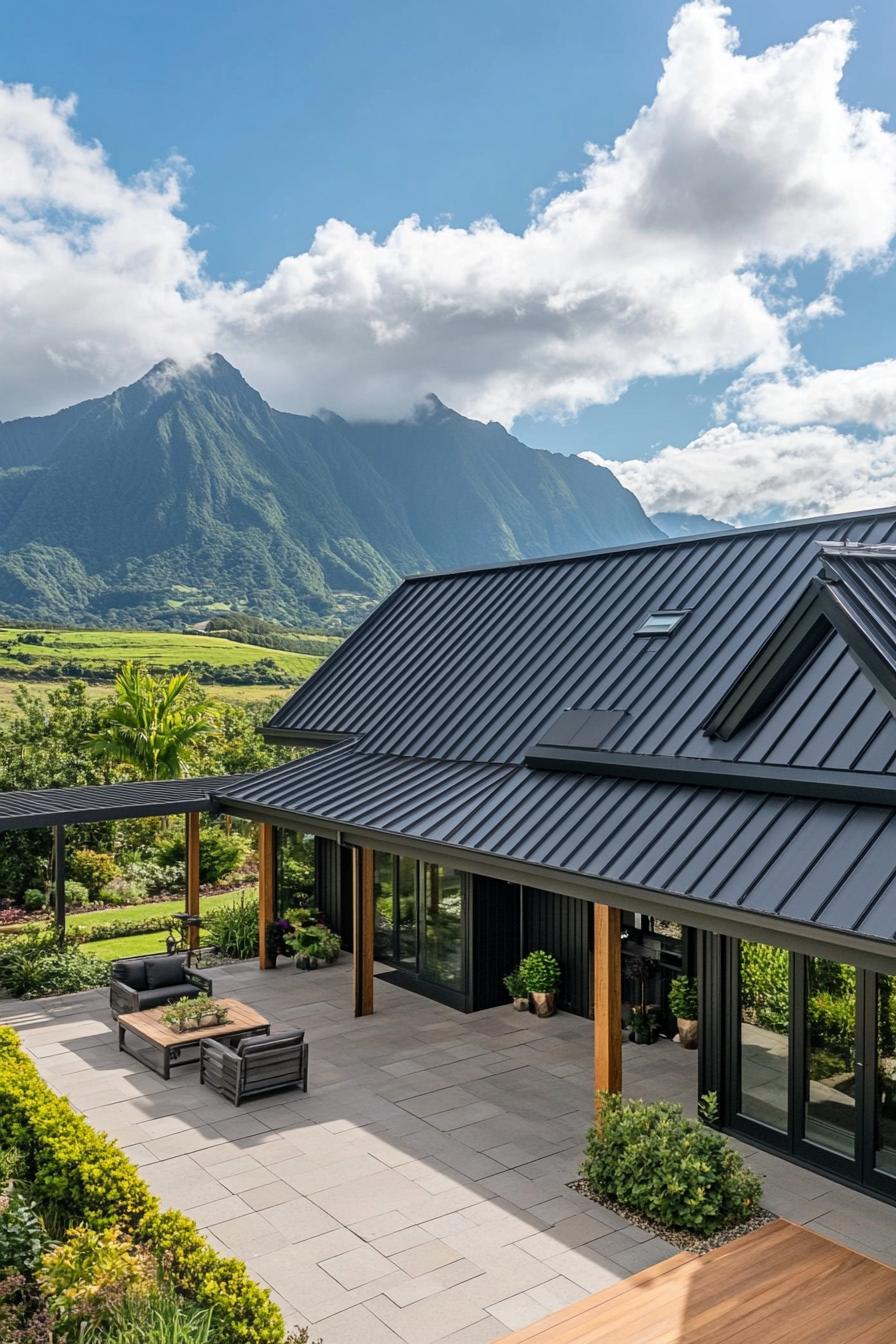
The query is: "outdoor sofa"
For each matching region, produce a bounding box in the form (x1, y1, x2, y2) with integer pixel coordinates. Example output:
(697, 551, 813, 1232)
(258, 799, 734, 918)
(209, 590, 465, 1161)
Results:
(109, 954, 212, 1019)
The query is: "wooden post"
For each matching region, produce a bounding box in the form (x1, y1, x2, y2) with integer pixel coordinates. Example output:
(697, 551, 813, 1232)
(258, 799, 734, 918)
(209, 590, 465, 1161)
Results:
(594, 902, 622, 1114)
(258, 823, 275, 969)
(353, 847, 374, 1017)
(53, 824, 66, 940)
(185, 813, 200, 951)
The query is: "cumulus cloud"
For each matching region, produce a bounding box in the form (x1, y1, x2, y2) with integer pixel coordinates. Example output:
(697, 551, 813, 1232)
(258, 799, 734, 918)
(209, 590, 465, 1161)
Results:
(582, 424, 896, 524)
(1, 2, 895, 423)
(736, 360, 896, 430)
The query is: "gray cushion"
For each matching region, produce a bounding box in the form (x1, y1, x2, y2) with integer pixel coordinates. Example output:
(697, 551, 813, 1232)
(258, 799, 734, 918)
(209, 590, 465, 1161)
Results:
(145, 957, 188, 990)
(137, 984, 202, 1009)
(112, 960, 148, 991)
(236, 1029, 305, 1057)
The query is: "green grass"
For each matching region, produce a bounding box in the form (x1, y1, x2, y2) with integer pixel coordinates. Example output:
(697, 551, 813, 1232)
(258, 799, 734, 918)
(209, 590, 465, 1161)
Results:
(0, 626, 322, 678)
(0, 680, 286, 709)
(72, 889, 254, 962)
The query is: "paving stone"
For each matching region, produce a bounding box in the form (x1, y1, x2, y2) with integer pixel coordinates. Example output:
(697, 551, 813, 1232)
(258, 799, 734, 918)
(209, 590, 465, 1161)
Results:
(321, 1243, 398, 1289)
(486, 1291, 546, 1330)
(390, 1239, 463, 1276)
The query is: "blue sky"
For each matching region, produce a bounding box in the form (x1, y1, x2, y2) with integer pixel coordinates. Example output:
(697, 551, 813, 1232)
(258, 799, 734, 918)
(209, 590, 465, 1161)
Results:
(3, 2, 896, 521)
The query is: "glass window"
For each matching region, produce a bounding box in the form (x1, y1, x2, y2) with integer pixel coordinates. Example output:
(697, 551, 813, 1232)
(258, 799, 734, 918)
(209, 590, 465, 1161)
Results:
(276, 830, 315, 916)
(422, 865, 464, 990)
(875, 974, 896, 1177)
(373, 852, 395, 961)
(738, 940, 790, 1132)
(804, 957, 856, 1158)
(398, 857, 417, 967)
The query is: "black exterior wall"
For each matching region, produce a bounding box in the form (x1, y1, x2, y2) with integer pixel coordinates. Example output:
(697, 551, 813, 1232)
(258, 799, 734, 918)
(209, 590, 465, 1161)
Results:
(312, 837, 354, 950)
(470, 875, 522, 1010)
(522, 885, 593, 1017)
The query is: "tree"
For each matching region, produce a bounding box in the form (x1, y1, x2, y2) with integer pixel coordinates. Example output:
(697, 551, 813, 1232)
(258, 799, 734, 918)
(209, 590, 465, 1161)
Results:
(91, 663, 214, 780)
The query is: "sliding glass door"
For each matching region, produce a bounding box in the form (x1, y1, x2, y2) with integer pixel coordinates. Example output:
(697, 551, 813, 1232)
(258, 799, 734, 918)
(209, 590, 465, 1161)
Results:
(371, 853, 467, 1000)
(374, 853, 418, 966)
(736, 940, 791, 1141)
(800, 958, 858, 1166)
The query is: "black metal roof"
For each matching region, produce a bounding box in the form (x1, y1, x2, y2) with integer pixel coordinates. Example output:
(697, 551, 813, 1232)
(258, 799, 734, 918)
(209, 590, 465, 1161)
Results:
(0, 775, 249, 832)
(224, 507, 896, 951)
(216, 746, 896, 948)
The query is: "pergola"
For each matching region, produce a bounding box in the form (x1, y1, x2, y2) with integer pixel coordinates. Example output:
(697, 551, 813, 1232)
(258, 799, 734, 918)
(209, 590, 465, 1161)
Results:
(0, 776, 256, 949)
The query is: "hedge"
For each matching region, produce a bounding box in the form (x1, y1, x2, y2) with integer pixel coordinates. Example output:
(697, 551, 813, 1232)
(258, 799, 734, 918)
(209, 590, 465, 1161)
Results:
(0, 1026, 285, 1343)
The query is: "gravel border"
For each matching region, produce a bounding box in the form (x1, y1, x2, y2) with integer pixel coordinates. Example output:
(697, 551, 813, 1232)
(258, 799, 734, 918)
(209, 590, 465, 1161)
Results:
(568, 1179, 777, 1255)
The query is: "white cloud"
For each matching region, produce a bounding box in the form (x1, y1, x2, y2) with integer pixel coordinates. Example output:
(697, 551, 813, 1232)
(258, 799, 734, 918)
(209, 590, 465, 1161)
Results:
(582, 423, 896, 524)
(737, 360, 896, 430)
(1, 2, 895, 423)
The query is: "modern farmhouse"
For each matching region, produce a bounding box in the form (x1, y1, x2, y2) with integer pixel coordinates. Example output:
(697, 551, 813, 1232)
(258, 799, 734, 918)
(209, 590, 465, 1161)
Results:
(211, 506, 896, 1207)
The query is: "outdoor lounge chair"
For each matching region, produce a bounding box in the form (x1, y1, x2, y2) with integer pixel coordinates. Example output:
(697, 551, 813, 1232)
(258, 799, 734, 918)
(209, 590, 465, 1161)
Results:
(109, 954, 212, 1019)
(199, 1028, 308, 1105)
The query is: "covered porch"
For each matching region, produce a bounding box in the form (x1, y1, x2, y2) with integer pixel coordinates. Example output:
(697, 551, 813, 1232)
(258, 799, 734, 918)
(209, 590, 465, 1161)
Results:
(3, 958, 893, 1343)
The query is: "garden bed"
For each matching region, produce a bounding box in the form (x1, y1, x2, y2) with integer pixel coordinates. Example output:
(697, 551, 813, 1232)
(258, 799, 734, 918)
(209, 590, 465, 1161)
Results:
(568, 1179, 777, 1254)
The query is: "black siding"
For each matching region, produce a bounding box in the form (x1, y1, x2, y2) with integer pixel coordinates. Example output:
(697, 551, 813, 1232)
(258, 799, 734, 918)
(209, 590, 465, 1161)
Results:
(470, 875, 522, 1010)
(522, 886, 592, 1017)
(313, 836, 341, 930)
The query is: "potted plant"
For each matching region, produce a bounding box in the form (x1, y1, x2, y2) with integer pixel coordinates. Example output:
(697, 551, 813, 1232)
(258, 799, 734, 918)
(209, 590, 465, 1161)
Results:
(519, 950, 561, 1017)
(190, 993, 218, 1027)
(159, 998, 196, 1033)
(628, 1004, 659, 1044)
(503, 966, 529, 1012)
(668, 974, 698, 1048)
(265, 916, 294, 964)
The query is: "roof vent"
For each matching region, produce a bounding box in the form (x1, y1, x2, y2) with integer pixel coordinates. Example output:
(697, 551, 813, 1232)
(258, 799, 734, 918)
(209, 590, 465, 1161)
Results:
(633, 610, 689, 637)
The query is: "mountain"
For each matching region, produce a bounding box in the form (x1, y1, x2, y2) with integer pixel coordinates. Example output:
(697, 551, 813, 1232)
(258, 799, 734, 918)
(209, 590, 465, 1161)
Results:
(0, 355, 661, 629)
(650, 511, 735, 538)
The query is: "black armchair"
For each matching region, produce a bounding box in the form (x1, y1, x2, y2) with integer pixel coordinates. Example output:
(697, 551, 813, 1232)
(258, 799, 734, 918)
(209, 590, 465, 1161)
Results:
(199, 1029, 308, 1106)
(110, 955, 212, 1019)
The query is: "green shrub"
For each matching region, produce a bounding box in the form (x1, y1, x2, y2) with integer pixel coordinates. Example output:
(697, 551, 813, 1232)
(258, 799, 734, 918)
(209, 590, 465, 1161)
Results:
(0, 929, 110, 998)
(519, 950, 561, 993)
(22, 889, 47, 913)
(67, 850, 121, 899)
(204, 894, 259, 959)
(581, 1093, 763, 1235)
(279, 855, 314, 901)
(127, 859, 186, 895)
(155, 828, 250, 887)
(78, 915, 172, 944)
(78, 1289, 216, 1344)
(38, 1226, 153, 1332)
(0, 1029, 285, 1344)
(0, 1194, 50, 1276)
(99, 878, 150, 907)
(64, 881, 90, 908)
(502, 966, 527, 999)
(740, 941, 789, 1032)
(668, 975, 698, 1020)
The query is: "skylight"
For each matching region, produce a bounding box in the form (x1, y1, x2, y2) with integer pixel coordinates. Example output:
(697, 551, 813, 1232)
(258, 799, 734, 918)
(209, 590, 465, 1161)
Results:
(634, 610, 689, 636)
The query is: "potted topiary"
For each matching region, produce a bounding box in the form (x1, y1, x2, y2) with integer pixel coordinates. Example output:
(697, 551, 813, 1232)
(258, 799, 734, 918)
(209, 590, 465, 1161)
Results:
(628, 1004, 659, 1044)
(503, 966, 529, 1012)
(519, 950, 561, 1017)
(668, 974, 698, 1049)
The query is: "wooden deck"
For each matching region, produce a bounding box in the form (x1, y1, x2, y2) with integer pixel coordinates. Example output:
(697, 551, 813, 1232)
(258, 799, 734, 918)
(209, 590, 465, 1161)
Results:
(498, 1219, 896, 1343)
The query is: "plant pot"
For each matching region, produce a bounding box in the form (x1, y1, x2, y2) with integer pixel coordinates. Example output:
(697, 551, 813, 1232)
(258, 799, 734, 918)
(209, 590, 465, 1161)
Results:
(295, 954, 320, 971)
(511, 996, 529, 1012)
(530, 991, 556, 1018)
(676, 1017, 699, 1049)
(629, 1028, 656, 1045)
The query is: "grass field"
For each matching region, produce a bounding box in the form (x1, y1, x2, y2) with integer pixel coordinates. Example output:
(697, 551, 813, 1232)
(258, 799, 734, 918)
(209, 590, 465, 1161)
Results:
(0, 627, 323, 676)
(72, 889, 252, 962)
(0, 680, 288, 709)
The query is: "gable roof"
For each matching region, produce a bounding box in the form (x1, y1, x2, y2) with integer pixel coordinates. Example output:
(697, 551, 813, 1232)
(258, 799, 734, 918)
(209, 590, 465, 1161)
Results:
(216, 506, 896, 956)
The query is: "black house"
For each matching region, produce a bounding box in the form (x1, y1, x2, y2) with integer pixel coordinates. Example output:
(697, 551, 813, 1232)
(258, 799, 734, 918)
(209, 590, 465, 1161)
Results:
(217, 506, 896, 1204)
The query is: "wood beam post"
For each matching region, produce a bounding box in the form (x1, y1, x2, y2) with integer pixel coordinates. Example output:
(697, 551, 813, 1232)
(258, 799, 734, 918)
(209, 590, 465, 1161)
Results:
(353, 847, 374, 1017)
(593, 902, 622, 1115)
(53, 824, 66, 941)
(258, 823, 275, 969)
(185, 813, 200, 951)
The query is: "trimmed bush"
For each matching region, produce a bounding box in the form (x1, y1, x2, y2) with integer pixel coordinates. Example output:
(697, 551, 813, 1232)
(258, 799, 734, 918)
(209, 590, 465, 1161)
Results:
(67, 850, 121, 899)
(668, 975, 698, 1020)
(0, 1028, 285, 1344)
(77, 914, 172, 944)
(581, 1092, 763, 1234)
(64, 881, 90, 908)
(518, 950, 561, 993)
(22, 889, 47, 913)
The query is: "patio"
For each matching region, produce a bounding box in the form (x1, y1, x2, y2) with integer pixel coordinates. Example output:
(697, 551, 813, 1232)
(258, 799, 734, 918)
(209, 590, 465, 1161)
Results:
(2, 959, 894, 1344)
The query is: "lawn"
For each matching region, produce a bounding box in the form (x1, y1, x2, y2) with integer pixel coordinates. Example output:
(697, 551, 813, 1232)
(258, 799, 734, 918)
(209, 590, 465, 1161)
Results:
(71, 888, 253, 962)
(0, 626, 323, 678)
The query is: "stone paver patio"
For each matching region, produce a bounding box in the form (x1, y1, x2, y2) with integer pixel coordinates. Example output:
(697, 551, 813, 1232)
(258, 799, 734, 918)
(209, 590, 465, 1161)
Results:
(2, 958, 895, 1343)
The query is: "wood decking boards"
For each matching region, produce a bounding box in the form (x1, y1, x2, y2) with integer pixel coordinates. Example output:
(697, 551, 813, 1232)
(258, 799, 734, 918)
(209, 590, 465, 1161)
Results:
(497, 1220, 896, 1344)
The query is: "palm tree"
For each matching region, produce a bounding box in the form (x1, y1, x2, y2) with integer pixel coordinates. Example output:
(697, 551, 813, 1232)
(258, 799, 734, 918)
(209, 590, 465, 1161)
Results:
(91, 662, 214, 779)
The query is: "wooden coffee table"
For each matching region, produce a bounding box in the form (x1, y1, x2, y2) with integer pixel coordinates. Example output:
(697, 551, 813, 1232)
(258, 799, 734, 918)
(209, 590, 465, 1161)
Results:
(117, 998, 270, 1079)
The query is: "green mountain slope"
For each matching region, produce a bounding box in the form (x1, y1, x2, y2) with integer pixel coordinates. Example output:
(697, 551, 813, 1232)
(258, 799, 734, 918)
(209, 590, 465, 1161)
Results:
(0, 356, 660, 628)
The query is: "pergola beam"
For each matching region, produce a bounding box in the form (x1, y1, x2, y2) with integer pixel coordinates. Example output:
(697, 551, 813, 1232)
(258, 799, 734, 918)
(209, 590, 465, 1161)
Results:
(53, 824, 66, 938)
(185, 812, 200, 951)
(593, 902, 622, 1113)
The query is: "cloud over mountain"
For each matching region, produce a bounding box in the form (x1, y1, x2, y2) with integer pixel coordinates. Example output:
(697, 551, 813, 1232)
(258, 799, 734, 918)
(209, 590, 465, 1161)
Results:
(1, 2, 894, 425)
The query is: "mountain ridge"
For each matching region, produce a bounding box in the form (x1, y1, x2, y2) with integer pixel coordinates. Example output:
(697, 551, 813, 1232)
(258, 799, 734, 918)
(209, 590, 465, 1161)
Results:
(0, 356, 661, 629)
